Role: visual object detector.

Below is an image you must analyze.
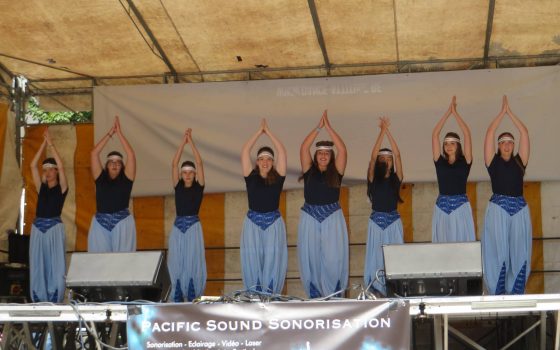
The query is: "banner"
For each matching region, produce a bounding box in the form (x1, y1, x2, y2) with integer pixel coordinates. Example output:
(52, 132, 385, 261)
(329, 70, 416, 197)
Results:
(94, 66, 560, 195)
(127, 300, 410, 350)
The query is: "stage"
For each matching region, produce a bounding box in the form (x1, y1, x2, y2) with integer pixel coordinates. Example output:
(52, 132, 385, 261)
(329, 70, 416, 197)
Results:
(1, 294, 559, 350)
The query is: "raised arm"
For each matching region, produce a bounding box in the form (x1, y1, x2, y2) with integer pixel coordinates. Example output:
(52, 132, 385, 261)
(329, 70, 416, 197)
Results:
(91, 120, 116, 179)
(484, 96, 507, 167)
(263, 119, 287, 176)
(241, 121, 264, 177)
(300, 112, 324, 173)
(44, 129, 68, 193)
(172, 130, 188, 186)
(114, 116, 136, 180)
(368, 120, 386, 182)
(452, 99, 472, 164)
(187, 129, 205, 186)
(432, 97, 453, 161)
(30, 135, 48, 193)
(323, 111, 347, 175)
(383, 118, 403, 182)
(506, 98, 530, 166)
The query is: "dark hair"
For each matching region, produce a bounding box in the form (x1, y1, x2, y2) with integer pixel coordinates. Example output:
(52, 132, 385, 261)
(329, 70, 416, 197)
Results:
(257, 146, 274, 159)
(107, 151, 123, 158)
(41, 158, 59, 183)
(105, 150, 125, 175)
(42, 157, 57, 166)
(496, 132, 525, 174)
(181, 160, 196, 169)
(299, 140, 340, 188)
(442, 132, 465, 162)
(254, 146, 279, 185)
(368, 148, 403, 203)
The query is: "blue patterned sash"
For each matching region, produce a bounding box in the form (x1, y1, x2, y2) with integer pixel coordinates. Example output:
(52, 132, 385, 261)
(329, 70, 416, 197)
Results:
(490, 194, 527, 216)
(301, 202, 341, 223)
(247, 210, 281, 230)
(436, 194, 468, 214)
(174, 215, 200, 233)
(370, 211, 400, 230)
(95, 209, 130, 232)
(33, 217, 62, 233)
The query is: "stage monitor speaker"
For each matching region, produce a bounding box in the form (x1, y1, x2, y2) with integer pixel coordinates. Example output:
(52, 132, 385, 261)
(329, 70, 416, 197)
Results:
(66, 251, 170, 302)
(383, 241, 483, 297)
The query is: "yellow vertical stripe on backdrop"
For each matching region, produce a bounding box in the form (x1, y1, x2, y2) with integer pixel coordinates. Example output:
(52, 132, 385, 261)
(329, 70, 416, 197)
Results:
(74, 124, 95, 251)
(466, 182, 478, 239)
(199, 193, 225, 296)
(0, 103, 8, 172)
(133, 197, 165, 249)
(23, 126, 47, 234)
(399, 184, 413, 243)
(525, 182, 543, 294)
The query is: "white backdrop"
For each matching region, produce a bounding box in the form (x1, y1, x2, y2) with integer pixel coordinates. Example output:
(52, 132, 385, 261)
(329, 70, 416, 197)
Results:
(93, 66, 560, 196)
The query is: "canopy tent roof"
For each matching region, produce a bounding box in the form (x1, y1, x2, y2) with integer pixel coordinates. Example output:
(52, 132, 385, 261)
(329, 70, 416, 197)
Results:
(1, 0, 559, 111)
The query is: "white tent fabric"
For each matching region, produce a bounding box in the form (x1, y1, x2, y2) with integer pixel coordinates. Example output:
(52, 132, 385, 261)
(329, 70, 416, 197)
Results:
(94, 66, 560, 196)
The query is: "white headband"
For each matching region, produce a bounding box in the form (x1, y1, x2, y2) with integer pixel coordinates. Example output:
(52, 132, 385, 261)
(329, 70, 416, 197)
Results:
(498, 136, 514, 143)
(378, 150, 393, 156)
(42, 163, 57, 170)
(316, 145, 333, 151)
(181, 166, 196, 173)
(257, 151, 274, 160)
(107, 155, 123, 162)
(444, 137, 461, 143)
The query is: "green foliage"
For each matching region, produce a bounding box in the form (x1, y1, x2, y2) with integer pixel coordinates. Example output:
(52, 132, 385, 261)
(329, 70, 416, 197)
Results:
(26, 98, 92, 123)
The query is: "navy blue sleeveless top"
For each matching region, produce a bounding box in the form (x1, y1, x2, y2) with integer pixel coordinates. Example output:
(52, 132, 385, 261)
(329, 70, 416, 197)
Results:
(36, 183, 67, 218)
(368, 173, 400, 212)
(245, 170, 285, 212)
(175, 179, 204, 216)
(435, 156, 471, 195)
(303, 167, 342, 205)
(95, 170, 133, 213)
(487, 154, 525, 197)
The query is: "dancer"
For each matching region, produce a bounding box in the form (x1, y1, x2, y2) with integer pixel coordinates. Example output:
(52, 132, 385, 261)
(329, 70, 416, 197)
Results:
(298, 110, 348, 298)
(88, 116, 137, 252)
(240, 119, 288, 293)
(168, 128, 207, 302)
(363, 117, 403, 296)
(431, 96, 475, 242)
(29, 128, 68, 302)
(483, 96, 531, 295)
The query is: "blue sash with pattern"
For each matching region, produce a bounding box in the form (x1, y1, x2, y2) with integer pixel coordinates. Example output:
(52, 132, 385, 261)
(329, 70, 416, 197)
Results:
(95, 209, 130, 232)
(33, 217, 62, 233)
(301, 202, 341, 223)
(370, 211, 400, 230)
(490, 194, 527, 216)
(247, 210, 281, 231)
(174, 215, 200, 233)
(436, 194, 468, 214)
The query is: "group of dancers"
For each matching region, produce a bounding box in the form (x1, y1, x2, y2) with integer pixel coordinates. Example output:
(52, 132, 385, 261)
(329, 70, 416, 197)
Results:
(29, 95, 531, 303)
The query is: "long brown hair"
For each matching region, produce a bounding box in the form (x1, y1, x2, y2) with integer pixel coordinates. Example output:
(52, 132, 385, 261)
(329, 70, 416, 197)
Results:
(368, 148, 403, 203)
(497, 132, 525, 175)
(104, 150, 125, 177)
(442, 132, 465, 162)
(255, 146, 280, 185)
(299, 141, 341, 188)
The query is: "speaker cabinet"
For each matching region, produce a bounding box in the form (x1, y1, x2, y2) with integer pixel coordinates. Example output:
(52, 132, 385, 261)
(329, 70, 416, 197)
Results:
(383, 241, 483, 297)
(66, 251, 170, 302)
